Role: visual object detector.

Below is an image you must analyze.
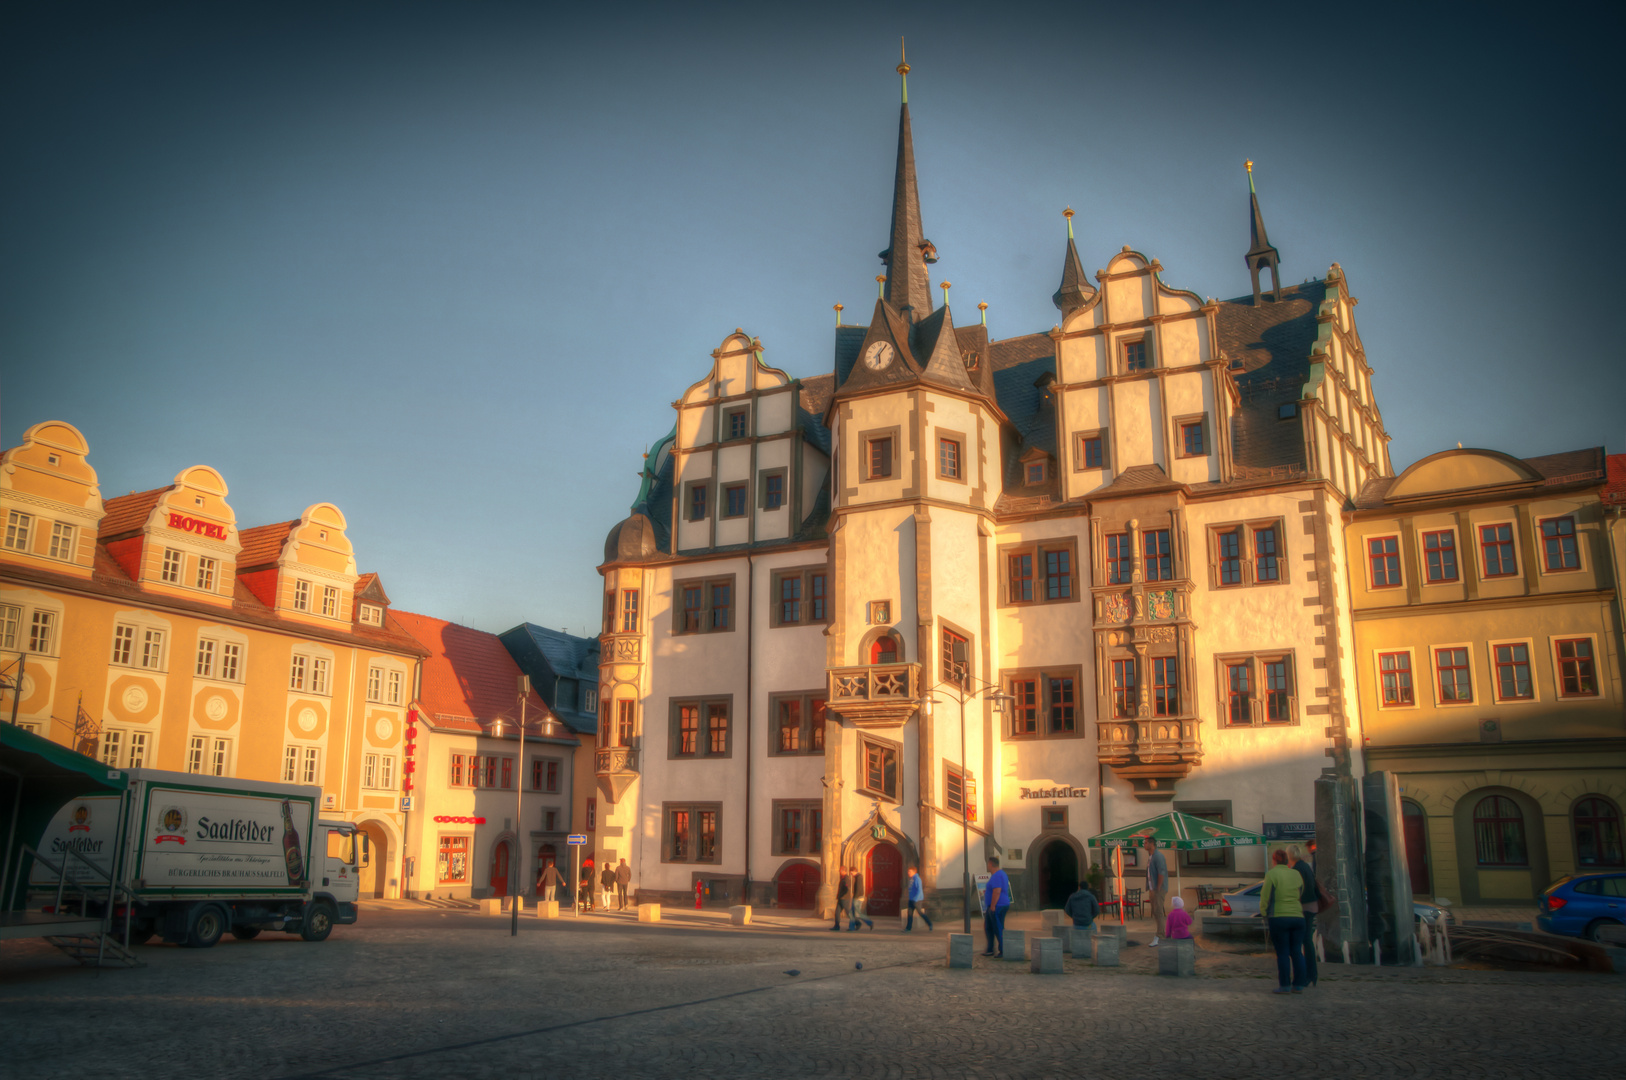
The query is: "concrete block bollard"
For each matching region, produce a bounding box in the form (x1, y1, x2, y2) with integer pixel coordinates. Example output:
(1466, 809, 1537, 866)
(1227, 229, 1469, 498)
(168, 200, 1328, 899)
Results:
(535, 901, 560, 919)
(1051, 924, 1073, 952)
(729, 905, 752, 926)
(1094, 931, 1121, 966)
(1101, 922, 1128, 944)
(1040, 909, 1066, 932)
(1030, 936, 1064, 974)
(1002, 929, 1027, 960)
(478, 898, 502, 916)
(947, 933, 974, 969)
(1063, 925, 1094, 956)
(1158, 936, 1196, 977)
(637, 903, 662, 923)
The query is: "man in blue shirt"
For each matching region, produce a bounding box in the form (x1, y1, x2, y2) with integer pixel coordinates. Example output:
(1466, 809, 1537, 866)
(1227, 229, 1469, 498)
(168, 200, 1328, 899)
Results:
(904, 866, 933, 932)
(982, 856, 1012, 957)
(1144, 837, 1168, 946)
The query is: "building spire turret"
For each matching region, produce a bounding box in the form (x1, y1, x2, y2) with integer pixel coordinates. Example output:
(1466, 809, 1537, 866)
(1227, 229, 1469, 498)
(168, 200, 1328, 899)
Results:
(1244, 160, 1282, 306)
(1052, 206, 1095, 315)
(877, 46, 934, 323)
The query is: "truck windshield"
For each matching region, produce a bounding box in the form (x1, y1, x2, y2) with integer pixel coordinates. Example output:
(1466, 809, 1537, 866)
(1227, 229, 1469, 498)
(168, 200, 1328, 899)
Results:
(325, 830, 356, 863)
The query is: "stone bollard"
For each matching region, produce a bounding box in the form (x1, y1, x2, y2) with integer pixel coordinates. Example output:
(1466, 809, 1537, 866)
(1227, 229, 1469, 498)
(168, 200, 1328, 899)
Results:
(729, 905, 752, 926)
(1069, 926, 1095, 959)
(637, 903, 662, 923)
(1101, 922, 1128, 944)
(1051, 923, 1073, 953)
(535, 901, 561, 919)
(1040, 909, 1067, 933)
(1094, 931, 1121, 966)
(1158, 936, 1196, 977)
(947, 933, 974, 969)
(1031, 936, 1064, 974)
(1002, 928, 1028, 960)
(478, 898, 502, 916)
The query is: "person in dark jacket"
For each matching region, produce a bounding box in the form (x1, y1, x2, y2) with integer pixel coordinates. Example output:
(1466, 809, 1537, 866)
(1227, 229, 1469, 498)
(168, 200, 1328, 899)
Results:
(831, 869, 850, 931)
(1064, 881, 1101, 929)
(1289, 844, 1319, 988)
(848, 867, 874, 931)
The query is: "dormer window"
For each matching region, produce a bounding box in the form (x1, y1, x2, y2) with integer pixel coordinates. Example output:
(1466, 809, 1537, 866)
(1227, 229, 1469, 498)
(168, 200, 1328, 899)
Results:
(321, 585, 340, 617)
(359, 603, 383, 626)
(194, 496, 204, 507)
(292, 580, 311, 611)
(47, 454, 59, 466)
(1025, 461, 1046, 485)
(195, 556, 217, 591)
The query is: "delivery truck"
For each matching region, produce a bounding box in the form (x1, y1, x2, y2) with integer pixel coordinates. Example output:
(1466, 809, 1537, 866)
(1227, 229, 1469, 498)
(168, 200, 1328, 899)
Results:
(28, 767, 363, 949)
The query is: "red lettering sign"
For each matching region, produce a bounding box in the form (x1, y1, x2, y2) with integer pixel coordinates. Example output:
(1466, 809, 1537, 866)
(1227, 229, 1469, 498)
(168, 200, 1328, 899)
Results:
(166, 511, 227, 541)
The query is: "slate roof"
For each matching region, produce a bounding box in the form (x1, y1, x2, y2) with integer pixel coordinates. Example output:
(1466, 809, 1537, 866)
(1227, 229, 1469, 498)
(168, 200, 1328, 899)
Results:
(97, 487, 165, 538)
(1215, 280, 1326, 475)
(395, 610, 554, 732)
(498, 623, 600, 736)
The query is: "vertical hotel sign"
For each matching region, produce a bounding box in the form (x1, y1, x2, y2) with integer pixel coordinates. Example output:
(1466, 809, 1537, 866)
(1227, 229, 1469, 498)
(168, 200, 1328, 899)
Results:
(401, 708, 418, 810)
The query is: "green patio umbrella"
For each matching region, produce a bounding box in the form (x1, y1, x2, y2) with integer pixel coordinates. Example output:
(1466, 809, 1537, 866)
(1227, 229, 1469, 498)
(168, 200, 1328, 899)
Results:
(1088, 812, 1267, 922)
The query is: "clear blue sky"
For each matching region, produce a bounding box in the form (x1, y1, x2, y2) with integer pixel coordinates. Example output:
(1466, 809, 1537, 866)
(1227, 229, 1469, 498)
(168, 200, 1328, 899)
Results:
(4, 2, 1621, 635)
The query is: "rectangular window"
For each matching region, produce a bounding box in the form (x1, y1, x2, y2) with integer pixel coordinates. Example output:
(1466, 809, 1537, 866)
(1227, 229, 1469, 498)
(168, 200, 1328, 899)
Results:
(310, 657, 329, 695)
(945, 762, 968, 817)
(1047, 676, 1076, 734)
(1112, 658, 1138, 719)
(1180, 421, 1206, 457)
(1107, 533, 1133, 584)
(676, 704, 698, 756)
(546, 759, 561, 792)
(777, 698, 801, 753)
(302, 747, 319, 785)
(195, 556, 217, 591)
(1218, 529, 1242, 586)
(1368, 536, 1401, 588)
(188, 736, 207, 774)
(289, 654, 308, 691)
(1077, 432, 1106, 470)
(321, 585, 339, 617)
(1435, 648, 1473, 703)
(1494, 643, 1533, 701)
(48, 522, 76, 561)
(501, 756, 513, 790)
(437, 836, 470, 884)
(938, 437, 962, 480)
(1045, 549, 1072, 600)
(707, 703, 728, 754)
(620, 590, 639, 633)
(675, 577, 734, 633)
(1153, 656, 1179, 717)
(778, 575, 801, 624)
(710, 582, 731, 630)
(664, 804, 721, 863)
(1379, 652, 1414, 706)
(112, 624, 135, 666)
(367, 666, 383, 701)
(484, 756, 498, 788)
(1010, 678, 1037, 736)
(1008, 553, 1033, 602)
(0, 604, 17, 650)
(618, 699, 636, 746)
(100, 729, 122, 768)
(387, 670, 403, 705)
(1226, 662, 1252, 724)
(379, 755, 395, 790)
(1423, 530, 1459, 583)
(1123, 339, 1148, 371)
(1143, 530, 1172, 582)
(363, 754, 377, 789)
(1556, 639, 1598, 697)
(867, 437, 893, 480)
(1025, 461, 1046, 485)
(1263, 659, 1291, 722)
(196, 637, 216, 678)
(764, 472, 784, 510)
(359, 603, 383, 626)
(139, 629, 164, 670)
(772, 801, 823, 856)
(941, 628, 970, 689)
(688, 483, 708, 521)
(28, 610, 57, 654)
(861, 736, 899, 800)
(284, 746, 300, 782)
(1541, 517, 1580, 571)
(1480, 524, 1516, 578)
(1253, 526, 1279, 582)
(810, 572, 826, 622)
(293, 580, 311, 611)
(4, 510, 32, 551)
(450, 753, 464, 786)
(127, 730, 147, 769)
(220, 642, 240, 681)
(544, 811, 557, 832)
(670, 697, 730, 757)
(586, 798, 596, 830)
(723, 484, 747, 518)
(768, 694, 828, 757)
(726, 408, 748, 440)
(772, 568, 827, 627)
(161, 548, 183, 583)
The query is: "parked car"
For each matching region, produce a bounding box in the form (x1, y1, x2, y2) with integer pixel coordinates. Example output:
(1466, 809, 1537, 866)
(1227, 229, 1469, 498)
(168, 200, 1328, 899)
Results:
(1537, 873, 1626, 942)
(1220, 883, 1452, 927)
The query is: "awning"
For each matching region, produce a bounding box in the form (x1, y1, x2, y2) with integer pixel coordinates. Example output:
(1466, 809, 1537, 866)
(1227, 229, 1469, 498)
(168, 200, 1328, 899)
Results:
(2, 723, 128, 910)
(1088, 811, 1266, 850)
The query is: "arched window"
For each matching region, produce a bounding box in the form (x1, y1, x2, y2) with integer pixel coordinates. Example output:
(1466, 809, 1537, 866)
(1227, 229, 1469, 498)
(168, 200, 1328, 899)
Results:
(1573, 797, 1624, 868)
(1472, 795, 1527, 867)
(870, 634, 899, 665)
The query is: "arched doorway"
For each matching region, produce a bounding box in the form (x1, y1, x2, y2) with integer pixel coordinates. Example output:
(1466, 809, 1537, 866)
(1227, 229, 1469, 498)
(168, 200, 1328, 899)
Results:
(1402, 800, 1431, 895)
(775, 862, 821, 909)
(866, 842, 902, 917)
(1037, 837, 1080, 909)
(357, 822, 390, 899)
(490, 840, 511, 898)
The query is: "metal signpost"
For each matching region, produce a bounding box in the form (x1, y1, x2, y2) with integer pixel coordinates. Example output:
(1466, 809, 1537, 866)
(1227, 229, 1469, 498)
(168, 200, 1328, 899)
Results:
(568, 833, 587, 919)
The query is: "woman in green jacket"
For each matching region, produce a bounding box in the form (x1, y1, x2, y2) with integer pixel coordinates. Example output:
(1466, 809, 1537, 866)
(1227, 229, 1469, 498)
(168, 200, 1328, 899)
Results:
(1259, 848, 1308, 993)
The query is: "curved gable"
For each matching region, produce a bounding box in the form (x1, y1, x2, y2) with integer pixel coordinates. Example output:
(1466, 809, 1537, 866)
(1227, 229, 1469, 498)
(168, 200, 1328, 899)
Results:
(286, 502, 357, 577)
(1386, 449, 1539, 500)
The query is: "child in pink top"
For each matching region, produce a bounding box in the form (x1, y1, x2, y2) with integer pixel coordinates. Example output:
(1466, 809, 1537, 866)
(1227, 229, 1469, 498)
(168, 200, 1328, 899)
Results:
(1165, 895, 1194, 939)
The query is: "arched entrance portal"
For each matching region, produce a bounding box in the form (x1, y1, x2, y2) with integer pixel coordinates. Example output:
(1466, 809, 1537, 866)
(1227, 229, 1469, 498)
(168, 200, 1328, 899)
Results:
(357, 822, 390, 899)
(775, 862, 820, 909)
(866, 842, 903, 917)
(1402, 800, 1431, 896)
(1037, 837, 1080, 910)
(490, 840, 511, 898)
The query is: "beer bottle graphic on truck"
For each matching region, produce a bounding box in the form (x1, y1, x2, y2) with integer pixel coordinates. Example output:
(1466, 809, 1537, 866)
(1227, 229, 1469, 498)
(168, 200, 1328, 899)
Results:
(281, 799, 306, 887)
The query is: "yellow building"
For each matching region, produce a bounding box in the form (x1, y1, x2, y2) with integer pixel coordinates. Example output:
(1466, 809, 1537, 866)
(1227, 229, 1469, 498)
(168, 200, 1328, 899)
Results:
(1347, 446, 1625, 907)
(0, 421, 427, 898)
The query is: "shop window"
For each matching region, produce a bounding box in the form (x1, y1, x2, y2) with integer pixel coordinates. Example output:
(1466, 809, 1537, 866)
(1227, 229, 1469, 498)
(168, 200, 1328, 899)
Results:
(1573, 796, 1625, 868)
(772, 800, 822, 856)
(438, 835, 471, 884)
(1540, 516, 1580, 572)
(1378, 652, 1414, 707)
(1423, 530, 1458, 583)
(858, 734, 900, 801)
(1178, 806, 1232, 868)
(1479, 523, 1517, 578)
(1556, 639, 1599, 697)
(1472, 795, 1527, 867)
(771, 692, 827, 755)
(664, 803, 721, 863)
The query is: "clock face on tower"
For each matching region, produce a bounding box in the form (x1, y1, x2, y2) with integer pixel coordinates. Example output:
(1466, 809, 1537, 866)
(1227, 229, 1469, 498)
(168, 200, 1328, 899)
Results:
(863, 340, 895, 371)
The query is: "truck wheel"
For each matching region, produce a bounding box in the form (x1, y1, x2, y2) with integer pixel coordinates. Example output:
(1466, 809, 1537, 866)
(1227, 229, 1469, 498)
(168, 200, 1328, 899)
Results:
(231, 926, 262, 941)
(184, 905, 227, 949)
(300, 901, 335, 942)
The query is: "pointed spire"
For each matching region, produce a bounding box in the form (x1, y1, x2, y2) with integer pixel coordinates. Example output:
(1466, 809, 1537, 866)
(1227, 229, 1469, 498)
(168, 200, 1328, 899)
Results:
(1244, 160, 1282, 305)
(1052, 206, 1095, 315)
(877, 56, 933, 323)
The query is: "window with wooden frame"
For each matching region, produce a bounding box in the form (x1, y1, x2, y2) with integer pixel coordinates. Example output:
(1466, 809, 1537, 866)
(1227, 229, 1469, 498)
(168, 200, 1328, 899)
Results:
(1074, 430, 1108, 471)
(1367, 535, 1402, 589)
(1111, 658, 1138, 718)
(1002, 540, 1077, 605)
(1211, 520, 1287, 588)
(1555, 638, 1599, 697)
(937, 433, 964, 481)
(1491, 641, 1535, 702)
(770, 566, 828, 628)
(1004, 668, 1084, 738)
(1175, 415, 1208, 457)
(1143, 529, 1174, 582)
(46, 521, 75, 561)
(3, 510, 31, 551)
(1121, 337, 1151, 372)
(1433, 647, 1474, 704)
(941, 626, 970, 689)
(1024, 460, 1047, 485)
(724, 407, 749, 441)
(1422, 529, 1459, 583)
(1105, 532, 1134, 584)
(1041, 806, 1068, 831)
(616, 700, 636, 746)
(1152, 656, 1180, 717)
(760, 469, 787, 511)
(161, 547, 183, 583)
(663, 803, 721, 863)
(858, 733, 900, 801)
(1540, 516, 1581, 572)
(619, 589, 640, 633)
(772, 800, 823, 856)
(1472, 795, 1527, 867)
(673, 576, 735, 634)
(721, 483, 748, 519)
(437, 835, 471, 883)
(861, 429, 898, 481)
(532, 756, 561, 792)
(1377, 651, 1415, 707)
(1216, 653, 1297, 725)
(944, 761, 977, 822)
(669, 697, 730, 758)
(770, 691, 827, 756)
(685, 481, 710, 522)
(1478, 522, 1517, 578)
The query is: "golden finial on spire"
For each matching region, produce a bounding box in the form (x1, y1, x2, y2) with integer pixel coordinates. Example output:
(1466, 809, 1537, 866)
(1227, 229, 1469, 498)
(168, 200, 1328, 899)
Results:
(1063, 205, 1075, 240)
(897, 37, 910, 103)
(834, 302, 844, 326)
(939, 280, 951, 307)
(1245, 159, 1256, 194)
(977, 300, 988, 326)
(876, 273, 887, 298)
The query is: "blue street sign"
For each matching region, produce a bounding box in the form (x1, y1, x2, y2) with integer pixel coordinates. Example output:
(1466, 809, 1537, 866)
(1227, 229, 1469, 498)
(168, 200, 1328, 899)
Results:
(567, 834, 588, 845)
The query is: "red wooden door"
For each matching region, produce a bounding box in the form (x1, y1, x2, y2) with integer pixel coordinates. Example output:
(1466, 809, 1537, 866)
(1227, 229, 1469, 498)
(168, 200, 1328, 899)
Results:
(866, 843, 902, 917)
(776, 863, 820, 909)
(1402, 802, 1431, 896)
(490, 840, 510, 897)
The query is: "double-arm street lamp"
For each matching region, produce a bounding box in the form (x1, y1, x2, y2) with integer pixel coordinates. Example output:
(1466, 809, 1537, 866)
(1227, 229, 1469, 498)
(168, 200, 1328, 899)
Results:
(491, 675, 558, 938)
(920, 661, 1013, 934)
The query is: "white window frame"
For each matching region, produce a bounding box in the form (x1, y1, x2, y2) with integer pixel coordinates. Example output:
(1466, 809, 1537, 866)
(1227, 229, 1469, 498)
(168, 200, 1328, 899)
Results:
(386, 670, 403, 705)
(47, 522, 76, 561)
(195, 556, 217, 591)
(301, 746, 320, 785)
(208, 737, 231, 777)
(321, 586, 340, 618)
(161, 548, 183, 584)
(112, 624, 136, 666)
(310, 657, 330, 696)
(187, 736, 207, 774)
(196, 637, 217, 678)
(1430, 641, 1477, 708)
(363, 754, 377, 788)
(283, 745, 300, 782)
(290, 654, 308, 691)
(1486, 637, 1540, 706)
(359, 603, 383, 626)
(4, 510, 32, 552)
(125, 729, 149, 769)
(139, 628, 165, 671)
(28, 610, 58, 655)
(99, 728, 123, 768)
(1372, 647, 1420, 711)
(378, 755, 395, 790)
(0, 604, 20, 649)
(583, 685, 598, 713)
(292, 580, 311, 611)
(367, 666, 383, 702)
(219, 641, 241, 682)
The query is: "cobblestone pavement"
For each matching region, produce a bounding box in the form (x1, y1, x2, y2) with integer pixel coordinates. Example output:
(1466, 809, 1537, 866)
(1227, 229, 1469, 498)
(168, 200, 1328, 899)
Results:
(1, 904, 1620, 1080)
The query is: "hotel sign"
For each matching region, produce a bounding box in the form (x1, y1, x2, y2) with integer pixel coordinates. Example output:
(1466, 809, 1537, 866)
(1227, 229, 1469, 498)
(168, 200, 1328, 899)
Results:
(167, 511, 228, 540)
(1019, 785, 1089, 800)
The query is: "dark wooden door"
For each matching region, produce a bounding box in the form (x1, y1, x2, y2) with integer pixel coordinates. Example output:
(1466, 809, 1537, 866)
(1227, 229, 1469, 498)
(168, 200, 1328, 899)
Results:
(490, 840, 510, 897)
(1402, 802, 1431, 896)
(867, 843, 902, 917)
(776, 863, 820, 909)
(1039, 839, 1080, 909)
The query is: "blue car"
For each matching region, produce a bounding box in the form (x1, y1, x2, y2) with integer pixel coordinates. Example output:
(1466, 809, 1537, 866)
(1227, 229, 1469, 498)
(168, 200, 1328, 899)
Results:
(1538, 873, 1626, 941)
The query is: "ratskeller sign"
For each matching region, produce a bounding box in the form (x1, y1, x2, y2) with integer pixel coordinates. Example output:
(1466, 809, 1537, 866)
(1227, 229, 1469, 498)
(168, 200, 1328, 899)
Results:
(1019, 785, 1089, 800)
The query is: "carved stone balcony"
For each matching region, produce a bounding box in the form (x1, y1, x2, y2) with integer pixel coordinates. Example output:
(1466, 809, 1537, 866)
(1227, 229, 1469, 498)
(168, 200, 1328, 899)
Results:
(595, 745, 639, 803)
(826, 662, 922, 728)
(599, 634, 642, 663)
(1097, 717, 1202, 802)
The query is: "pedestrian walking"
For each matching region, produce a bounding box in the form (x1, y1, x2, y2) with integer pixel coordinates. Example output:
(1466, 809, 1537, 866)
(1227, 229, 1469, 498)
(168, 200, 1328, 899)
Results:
(1260, 848, 1309, 994)
(848, 866, 874, 931)
(537, 863, 564, 903)
(615, 858, 632, 910)
(981, 856, 1011, 957)
(1288, 844, 1319, 987)
(831, 868, 850, 931)
(1064, 879, 1101, 930)
(904, 866, 933, 932)
(601, 863, 617, 910)
(1144, 837, 1168, 946)
(1165, 895, 1193, 939)
(579, 862, 594, 911)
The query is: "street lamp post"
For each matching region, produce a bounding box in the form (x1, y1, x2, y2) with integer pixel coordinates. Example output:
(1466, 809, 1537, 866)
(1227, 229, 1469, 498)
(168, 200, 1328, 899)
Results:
(495, 675, 540, 938)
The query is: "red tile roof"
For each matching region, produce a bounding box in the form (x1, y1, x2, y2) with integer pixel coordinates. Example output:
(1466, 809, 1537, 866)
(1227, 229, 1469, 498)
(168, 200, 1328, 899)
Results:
(98, 487, 167, 538)
(1606, 453, 1626, 507)
(393, 609, 553, 732)
(237, 521, 296, 567)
